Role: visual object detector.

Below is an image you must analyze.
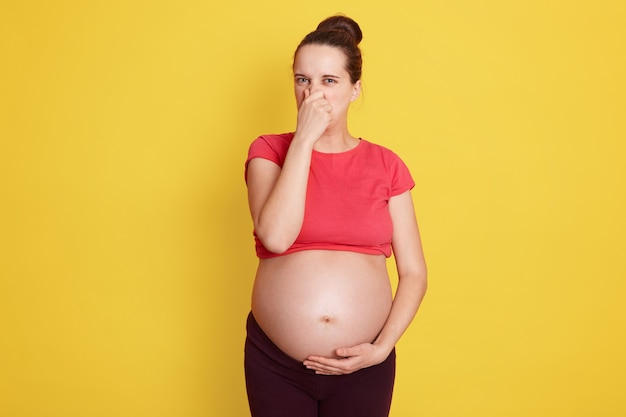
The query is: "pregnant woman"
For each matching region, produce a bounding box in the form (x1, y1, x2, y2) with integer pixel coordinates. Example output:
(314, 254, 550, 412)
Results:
(244, 15, 427, 417)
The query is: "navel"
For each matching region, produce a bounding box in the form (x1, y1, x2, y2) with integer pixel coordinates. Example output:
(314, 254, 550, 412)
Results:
(320, 315, 334, 324)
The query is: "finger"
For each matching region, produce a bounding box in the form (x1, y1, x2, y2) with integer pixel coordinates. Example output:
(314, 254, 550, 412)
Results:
(305, 362, 350, 375)
(315, 363, 356, 375)
(306, 364, 344, 376)
(303, 359, 338, 372)
(305, 355, 342, 366)
(308, 99, 331, 114)
(305, 357, 360, 372)
(314, 368, 344, 375)
(336, 345, 363, 358)
(308, 89, 324, 100)
(304, 88, 310, 99)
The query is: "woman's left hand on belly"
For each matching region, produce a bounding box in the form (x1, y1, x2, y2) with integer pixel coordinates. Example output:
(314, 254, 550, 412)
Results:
(302, 342, 390, 375)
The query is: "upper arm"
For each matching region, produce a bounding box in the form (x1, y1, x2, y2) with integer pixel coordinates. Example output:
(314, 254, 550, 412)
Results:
(388, 190, 427, 280)
(246, 157, 281, 226)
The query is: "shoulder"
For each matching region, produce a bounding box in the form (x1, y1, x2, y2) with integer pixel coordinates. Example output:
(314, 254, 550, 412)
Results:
(360, 139, 406, 164)
(252, 132, 294, 150)
(247, 132, 294, 160)
(360, 139, 414, 193)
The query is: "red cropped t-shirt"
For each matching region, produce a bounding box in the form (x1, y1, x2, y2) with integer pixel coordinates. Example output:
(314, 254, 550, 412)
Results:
(245, 133, 415, 258)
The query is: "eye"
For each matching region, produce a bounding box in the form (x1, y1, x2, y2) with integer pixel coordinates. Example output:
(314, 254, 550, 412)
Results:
(295, 77, 309, 84)
(323, 78, 337, 84)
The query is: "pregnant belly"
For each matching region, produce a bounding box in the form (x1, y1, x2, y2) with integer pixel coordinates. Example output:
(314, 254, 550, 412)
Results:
(251, 251, 393, 362)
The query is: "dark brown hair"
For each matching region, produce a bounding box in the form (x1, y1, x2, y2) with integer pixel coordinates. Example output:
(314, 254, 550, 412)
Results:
(294, 15, 363, 84)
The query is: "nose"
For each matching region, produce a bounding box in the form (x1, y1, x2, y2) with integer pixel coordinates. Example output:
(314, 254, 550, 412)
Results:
(303, 85, 321, 100)
(308, 79, 322, 93)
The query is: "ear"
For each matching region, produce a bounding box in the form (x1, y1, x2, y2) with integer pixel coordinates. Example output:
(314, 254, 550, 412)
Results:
(350, 80, 362, 102)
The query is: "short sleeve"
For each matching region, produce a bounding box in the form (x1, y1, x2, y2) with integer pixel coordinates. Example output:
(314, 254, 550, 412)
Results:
(389, 153, 415, 196)
(244, 134, 290, 183)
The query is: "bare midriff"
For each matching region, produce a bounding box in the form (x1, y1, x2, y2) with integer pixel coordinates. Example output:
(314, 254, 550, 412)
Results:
(251, 250, 393, 362)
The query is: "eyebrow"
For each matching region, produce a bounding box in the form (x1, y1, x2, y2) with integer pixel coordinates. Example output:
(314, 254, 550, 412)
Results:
(294, 73, 341, 79)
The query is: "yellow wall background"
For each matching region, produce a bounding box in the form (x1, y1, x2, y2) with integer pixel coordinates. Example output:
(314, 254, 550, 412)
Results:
(1, 1, 625, 416)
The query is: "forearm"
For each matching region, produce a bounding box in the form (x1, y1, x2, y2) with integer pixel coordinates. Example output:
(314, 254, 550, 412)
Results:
(374, 271, 427, 354)
(254, 139, 314, 253)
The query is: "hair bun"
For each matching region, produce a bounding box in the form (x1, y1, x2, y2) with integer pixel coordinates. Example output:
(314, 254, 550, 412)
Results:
(295, 14, 364, 83)
(316, 15, 362, 45)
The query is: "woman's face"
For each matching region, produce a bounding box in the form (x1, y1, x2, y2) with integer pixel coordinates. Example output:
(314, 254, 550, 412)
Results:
(293, 44, 361, 121)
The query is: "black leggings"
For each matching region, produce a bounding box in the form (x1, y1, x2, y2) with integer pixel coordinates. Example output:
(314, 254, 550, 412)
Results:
(244, 312, 395, 417)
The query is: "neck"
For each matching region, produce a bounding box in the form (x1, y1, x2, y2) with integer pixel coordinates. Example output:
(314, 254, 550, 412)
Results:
(313, 131, 359, 153)
(313, 120, 359, 153)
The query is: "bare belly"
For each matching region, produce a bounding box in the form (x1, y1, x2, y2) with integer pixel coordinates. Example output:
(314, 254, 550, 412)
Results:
(251, 250, 393, 362)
